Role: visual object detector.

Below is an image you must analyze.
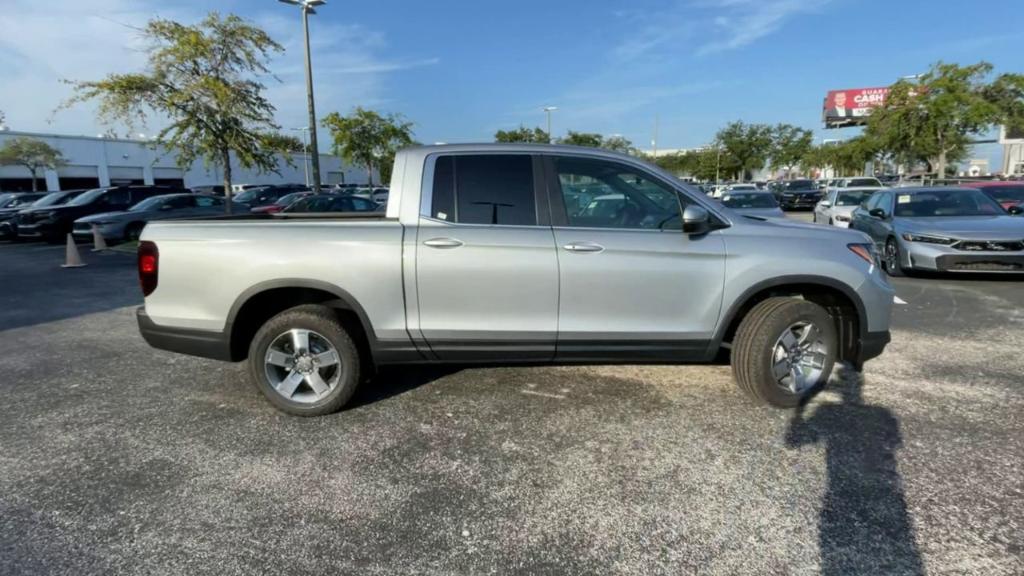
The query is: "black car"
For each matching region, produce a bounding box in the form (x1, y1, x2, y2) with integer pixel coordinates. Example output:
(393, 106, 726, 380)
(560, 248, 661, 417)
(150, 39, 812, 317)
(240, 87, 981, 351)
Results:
(281, 194, 380, 213)
(0, 192, 48, 239)
(235, 184, 311, 209)
(775, 179, 822, 210)
(16, 185, 185, 243)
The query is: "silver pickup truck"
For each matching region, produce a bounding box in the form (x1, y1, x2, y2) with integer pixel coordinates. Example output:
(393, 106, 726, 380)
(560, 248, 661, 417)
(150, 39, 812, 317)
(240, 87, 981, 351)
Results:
(137, 144, 894, 416)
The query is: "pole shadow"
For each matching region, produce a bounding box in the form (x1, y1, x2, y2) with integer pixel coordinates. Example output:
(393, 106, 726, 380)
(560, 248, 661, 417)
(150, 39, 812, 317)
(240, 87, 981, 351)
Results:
(786, 366, 924, 575)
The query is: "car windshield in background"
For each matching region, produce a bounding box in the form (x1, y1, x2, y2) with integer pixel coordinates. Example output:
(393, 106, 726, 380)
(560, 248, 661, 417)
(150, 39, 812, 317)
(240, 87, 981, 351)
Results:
(981, 185, 1024, 204)
(835, 190, 876, 206)
(0, 193, 14, 207)
(32, 192, 74, 207)
(130, 196, 172, 212)
(722, 193, 777, 209)
(233, 188, 268, 203)
(784, 180, 816, 190)
(847, 178, 881, 187)
(67, 188, 108, 206)
(893, 189, 1005, 217)
(274, 192, 306, 206)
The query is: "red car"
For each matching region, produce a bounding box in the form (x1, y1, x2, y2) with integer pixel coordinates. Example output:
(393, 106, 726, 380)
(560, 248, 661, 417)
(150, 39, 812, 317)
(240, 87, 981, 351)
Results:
(250, 191, 312, 214)
(962, 181, 1024, 211)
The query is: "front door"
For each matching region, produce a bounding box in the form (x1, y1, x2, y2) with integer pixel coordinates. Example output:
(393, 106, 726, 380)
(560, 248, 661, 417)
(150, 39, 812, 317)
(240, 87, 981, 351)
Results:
(415, 153, 559, 361)
(547, 155, 726, 361)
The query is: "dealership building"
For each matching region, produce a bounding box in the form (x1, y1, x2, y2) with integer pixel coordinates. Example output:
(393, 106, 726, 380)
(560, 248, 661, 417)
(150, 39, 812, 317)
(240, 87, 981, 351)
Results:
(0, 130, 372, 192)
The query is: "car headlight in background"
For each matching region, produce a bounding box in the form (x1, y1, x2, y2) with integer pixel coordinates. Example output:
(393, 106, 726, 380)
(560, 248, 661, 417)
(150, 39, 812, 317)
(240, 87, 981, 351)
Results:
(834, 215, 850, 222)
(901, 233, 954, 245)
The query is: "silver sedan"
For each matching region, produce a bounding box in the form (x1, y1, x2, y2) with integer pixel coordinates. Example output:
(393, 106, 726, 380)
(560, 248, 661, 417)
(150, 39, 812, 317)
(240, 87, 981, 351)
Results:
(73, 193, 236, 242)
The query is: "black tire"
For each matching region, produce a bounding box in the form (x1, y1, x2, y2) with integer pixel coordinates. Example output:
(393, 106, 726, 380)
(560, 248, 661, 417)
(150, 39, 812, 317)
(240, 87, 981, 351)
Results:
(731, 297, 837, 408)
(125, 222, 146, 242)
(883, 238, 906, 277)
(247, 304, 361, 416)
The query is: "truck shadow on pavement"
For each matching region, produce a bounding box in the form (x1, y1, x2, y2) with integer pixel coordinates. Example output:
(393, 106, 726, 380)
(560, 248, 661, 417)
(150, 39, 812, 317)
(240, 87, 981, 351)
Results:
(786, 367, 924, 576)
(349, 366, 462, 409)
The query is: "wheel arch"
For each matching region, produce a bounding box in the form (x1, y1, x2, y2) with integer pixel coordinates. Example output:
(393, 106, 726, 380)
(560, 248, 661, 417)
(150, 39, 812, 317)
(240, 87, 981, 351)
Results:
(714, 275, 866, 365)
(226, 279, 378, 367)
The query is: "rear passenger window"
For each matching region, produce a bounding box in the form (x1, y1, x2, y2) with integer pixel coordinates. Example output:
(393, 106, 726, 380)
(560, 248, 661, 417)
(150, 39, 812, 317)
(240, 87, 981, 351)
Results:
(429, 154, 536, 226)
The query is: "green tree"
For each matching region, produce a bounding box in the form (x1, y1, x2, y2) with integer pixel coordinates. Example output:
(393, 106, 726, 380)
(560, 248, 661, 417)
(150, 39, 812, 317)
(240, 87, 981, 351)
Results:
(0, 137, 66, 191)
(321, 107, 415, 186)
(259, 132, 305, 153)
(602, 135, 637, 155)
(715, 121, 773, 182)
(559, 131, 604, 148)
(866, 61, 1024, 176)
(770, 123, 813, 178)
(494, 125, 549, 143)
(60, 13, 285, 213)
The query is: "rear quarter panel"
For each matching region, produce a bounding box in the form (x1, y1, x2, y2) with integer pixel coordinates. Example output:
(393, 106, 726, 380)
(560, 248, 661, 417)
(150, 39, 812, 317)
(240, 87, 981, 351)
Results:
(141, 220, 408, 341)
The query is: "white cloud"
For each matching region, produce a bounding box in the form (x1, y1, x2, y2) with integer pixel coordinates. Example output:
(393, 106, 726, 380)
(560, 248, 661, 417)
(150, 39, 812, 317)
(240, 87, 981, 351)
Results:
(696, 0, 833, 55)
(0, 0, 437, 141)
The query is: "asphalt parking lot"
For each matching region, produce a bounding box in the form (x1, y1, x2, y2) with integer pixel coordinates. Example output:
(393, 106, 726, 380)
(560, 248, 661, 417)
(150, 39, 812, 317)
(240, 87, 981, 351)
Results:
(1, 222, 1022, 576)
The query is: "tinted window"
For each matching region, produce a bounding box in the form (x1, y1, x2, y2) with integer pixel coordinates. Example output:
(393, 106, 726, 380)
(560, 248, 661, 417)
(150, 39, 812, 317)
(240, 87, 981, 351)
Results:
(835, 189, 877, 207)
(103, 189, 131, 205)
(721, 192, 778, 209)
(430, 154, 536, 225)
(978, 185, 1024, 205)
(163, 195, 194, 209)
(554, 157, 683, 230)
(784, 180, 816, 190)
(865, 192, 885, 211)
(349, 197, 377, 211)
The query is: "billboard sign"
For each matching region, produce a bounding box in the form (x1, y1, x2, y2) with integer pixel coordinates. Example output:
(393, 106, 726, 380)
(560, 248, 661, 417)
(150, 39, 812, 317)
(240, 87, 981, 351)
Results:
(823, 87, 890, 128)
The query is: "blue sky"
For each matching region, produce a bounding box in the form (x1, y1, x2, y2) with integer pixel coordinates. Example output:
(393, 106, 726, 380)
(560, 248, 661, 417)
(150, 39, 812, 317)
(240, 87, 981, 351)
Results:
(1, 0, 1022, 165)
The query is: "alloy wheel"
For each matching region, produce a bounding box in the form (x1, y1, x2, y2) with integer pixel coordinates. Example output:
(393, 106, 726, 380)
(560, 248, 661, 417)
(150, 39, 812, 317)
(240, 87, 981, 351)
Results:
(771, 321, 828, 394)
(263, 329, 342, 404)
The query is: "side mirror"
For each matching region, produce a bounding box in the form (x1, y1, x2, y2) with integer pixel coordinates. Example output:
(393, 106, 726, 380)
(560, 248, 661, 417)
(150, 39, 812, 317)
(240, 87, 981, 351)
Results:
(819, 200, 831, 208)
(682, 205, 711, 235)
(868, 208, 887, 219)
(1008, 205, 1023, 216)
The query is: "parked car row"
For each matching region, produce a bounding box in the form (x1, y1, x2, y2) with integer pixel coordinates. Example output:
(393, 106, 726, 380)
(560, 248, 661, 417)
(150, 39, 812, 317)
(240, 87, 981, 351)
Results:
(0, 183, 388, 245)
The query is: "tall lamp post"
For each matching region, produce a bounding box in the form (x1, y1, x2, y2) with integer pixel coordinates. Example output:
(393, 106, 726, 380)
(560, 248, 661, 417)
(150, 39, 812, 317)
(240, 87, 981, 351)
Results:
(543, 106, 557, 144)
(279, 0, 325, 193)
(291, 127, 310, 186)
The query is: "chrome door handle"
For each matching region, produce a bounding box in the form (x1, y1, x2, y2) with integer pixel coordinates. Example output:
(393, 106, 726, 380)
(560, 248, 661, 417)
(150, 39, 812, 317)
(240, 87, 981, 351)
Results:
(423, 237, 464, 249)
(563, 242, 604, 253)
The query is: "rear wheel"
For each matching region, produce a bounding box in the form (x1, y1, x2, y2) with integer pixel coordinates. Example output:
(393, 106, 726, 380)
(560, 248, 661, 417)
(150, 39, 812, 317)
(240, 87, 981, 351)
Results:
(731, 298, 837, 408)
(883, 238, 906, 277)
(247, 304, 361, 416)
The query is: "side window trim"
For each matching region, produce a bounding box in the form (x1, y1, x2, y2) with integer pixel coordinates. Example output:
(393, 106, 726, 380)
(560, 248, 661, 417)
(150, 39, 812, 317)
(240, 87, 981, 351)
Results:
(419, 152, 545, 228)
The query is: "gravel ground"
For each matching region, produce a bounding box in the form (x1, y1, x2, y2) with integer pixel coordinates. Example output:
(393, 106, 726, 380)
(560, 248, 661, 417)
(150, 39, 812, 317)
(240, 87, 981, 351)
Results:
(0, 233, 1021, 576)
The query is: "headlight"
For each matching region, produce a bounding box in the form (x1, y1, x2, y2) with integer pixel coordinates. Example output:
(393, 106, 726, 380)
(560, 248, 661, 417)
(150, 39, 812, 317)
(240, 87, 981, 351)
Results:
(834, 215, 850, 222)
(36, 211, 56, 219)
(901, 233, 954, 245)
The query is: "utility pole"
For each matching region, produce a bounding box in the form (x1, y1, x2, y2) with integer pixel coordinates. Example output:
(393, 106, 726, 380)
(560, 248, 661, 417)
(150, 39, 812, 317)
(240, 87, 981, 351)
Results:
(543, 106, 558, 144)
(279, 0, 325, 193)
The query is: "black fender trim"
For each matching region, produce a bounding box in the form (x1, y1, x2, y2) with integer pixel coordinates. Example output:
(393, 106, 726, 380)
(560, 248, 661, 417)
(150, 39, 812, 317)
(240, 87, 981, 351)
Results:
(710, 274, 870, 358)
(224, 278, 426, 364)
(137, 307, 233, 361)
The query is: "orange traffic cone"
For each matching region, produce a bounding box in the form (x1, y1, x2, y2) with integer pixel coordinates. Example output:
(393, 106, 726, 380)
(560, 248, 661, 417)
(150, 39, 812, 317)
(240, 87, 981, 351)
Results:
(91, 225, 108, 252)
(61, 233, 87, 268)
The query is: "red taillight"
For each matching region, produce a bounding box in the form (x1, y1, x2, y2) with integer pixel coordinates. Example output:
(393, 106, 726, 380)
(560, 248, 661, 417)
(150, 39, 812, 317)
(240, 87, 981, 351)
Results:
(138, 241, 159, 296)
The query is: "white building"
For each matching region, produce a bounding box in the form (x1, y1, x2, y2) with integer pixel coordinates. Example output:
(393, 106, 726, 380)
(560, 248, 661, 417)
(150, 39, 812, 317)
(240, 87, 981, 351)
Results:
(0, 130, 372, 191)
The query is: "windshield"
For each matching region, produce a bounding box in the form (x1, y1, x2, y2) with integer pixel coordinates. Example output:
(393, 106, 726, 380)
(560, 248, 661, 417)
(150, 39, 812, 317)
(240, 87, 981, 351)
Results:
(979, 185, 1024, 205)
(0, 193, 13, 207)
(67, 188, 109, 206)
(785, 180, 815, 190)
(722, 192, 778, 209)
(130, 195, 173, 212)
(234, 188, 268, 203)
(893, 189, 1006, 217)
(835, 190, 877, 206)
(274, 192, 305, 206)
(33, 191, 78, 207)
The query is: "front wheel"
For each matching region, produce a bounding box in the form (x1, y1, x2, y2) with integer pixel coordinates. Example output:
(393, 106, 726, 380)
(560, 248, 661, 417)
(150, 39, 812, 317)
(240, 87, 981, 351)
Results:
(731, 298, 837, 408)
(247, 304, 361, 416)
(883, 238, 906, 277)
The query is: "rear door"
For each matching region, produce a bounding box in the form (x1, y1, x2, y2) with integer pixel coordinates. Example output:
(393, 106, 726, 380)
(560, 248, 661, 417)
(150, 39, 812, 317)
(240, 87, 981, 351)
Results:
(415, 153, 558, 361)
(546, 155, 726, 360)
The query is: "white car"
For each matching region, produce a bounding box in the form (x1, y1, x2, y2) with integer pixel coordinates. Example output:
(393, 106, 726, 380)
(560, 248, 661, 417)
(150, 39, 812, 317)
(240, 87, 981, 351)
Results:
(814, 187, 880, 227)
(711, 183, 756, 198)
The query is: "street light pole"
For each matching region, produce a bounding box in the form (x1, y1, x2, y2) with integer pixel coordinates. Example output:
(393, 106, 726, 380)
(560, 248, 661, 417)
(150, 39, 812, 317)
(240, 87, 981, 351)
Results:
(279, 0, 325, 193)
(292, 127, 310, 186)
(543, 106, 557, 144)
